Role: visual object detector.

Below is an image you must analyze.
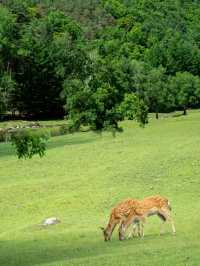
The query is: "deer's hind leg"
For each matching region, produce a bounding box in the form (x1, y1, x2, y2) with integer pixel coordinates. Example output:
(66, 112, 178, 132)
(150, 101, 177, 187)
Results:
(158, 208, 176, 235)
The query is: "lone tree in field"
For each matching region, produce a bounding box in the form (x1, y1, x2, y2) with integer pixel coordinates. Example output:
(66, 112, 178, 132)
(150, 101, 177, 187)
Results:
(169, 72, 200, 115)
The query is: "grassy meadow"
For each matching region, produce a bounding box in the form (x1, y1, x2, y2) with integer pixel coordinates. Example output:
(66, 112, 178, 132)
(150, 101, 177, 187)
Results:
(0, 111, 200, 266)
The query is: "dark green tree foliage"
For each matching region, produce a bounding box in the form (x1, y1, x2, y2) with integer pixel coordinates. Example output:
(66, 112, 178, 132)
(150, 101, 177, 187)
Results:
(0, 72, 16, 114)
(135, 99, 148, 127)
(0, 6, 16, 67)
(144, 67, 173, 119)
(11, 129, 49, 159)
(102, 0, 126, 19)
(145, 31, 200, 76)
(0, 6, 16, 114)
(63, 78, 123, 131)
(40, 0, 114, 39)
(169, 72, 200, 115)
(2, 0, 41, 23)
(14, 10, 89, 117)
(119, 93, 139, 120)
(119, 93, 148, 125)
(63, 53, 150, 131)
(99, 0, 200, 116)
(1, 0, 200, 132)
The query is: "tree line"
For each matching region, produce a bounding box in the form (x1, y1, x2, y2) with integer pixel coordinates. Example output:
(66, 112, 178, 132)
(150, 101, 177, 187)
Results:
(1, 0, 200, 131)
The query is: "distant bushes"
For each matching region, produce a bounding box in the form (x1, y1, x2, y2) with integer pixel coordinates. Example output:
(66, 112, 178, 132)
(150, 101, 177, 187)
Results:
(5, 122, 85, 158)
(48, 125, 71, 137)
(0, 121, 82, 143)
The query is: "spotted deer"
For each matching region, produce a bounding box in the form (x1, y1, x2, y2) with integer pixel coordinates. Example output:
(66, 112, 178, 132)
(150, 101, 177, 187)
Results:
(100, 198, 138, 241)
(119, 195, 176, 240)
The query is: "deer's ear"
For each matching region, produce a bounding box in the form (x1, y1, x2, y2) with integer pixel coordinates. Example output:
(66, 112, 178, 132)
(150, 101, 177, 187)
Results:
(100, 227, 104, 231)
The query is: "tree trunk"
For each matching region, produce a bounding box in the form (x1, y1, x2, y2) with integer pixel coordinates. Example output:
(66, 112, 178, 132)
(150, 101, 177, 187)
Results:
(155, 106, 159, 119)
(156, 112, 159, 119)
(183, 107, 187, 116)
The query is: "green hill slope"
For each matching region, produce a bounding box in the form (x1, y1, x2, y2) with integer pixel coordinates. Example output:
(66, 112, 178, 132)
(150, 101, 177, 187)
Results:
(0, 111, 200, 265)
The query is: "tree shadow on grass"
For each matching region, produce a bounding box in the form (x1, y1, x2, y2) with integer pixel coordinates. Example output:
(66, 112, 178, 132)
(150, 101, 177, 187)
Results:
(0, 229, 179, 266)
(0, 236, 110, 266)
(47, 132, 100, 150)
(0, 230, 151, 266)
(0, 143, 15, 158)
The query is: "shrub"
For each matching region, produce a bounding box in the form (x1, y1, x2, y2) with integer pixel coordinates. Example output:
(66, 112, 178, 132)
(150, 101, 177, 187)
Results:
(10, 129, 49, 159)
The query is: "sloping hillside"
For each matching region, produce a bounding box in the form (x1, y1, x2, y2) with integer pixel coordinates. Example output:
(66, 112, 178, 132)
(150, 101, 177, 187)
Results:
(0, 111, 200, 265)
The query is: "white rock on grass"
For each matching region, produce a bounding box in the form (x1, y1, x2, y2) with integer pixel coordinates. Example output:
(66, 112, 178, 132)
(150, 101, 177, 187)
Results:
(42, 217, 61, 226)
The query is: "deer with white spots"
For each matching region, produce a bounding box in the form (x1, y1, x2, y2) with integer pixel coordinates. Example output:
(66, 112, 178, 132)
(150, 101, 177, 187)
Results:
(119, 195, 176, 240)
(101, 195, 175, 241)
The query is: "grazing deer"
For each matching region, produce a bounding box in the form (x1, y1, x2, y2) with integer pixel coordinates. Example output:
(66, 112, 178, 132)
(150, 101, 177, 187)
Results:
(100, 198, 138, 241)
(119, 195, 176, 241)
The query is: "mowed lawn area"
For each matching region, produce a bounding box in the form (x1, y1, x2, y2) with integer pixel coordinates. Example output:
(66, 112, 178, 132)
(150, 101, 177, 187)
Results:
(0, 111, 200, 266)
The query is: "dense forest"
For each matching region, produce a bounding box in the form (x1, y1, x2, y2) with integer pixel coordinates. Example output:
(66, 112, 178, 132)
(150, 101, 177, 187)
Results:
(1, 0, 200, 130)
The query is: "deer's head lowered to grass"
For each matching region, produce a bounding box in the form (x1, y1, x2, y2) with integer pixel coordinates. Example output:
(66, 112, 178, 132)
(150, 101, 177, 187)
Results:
(100, 226, 111, 241)
(100, 199, 139, 241)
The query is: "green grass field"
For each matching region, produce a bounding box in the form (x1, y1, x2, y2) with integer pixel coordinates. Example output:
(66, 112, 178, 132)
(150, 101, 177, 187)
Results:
(0, 111, 200, 266)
